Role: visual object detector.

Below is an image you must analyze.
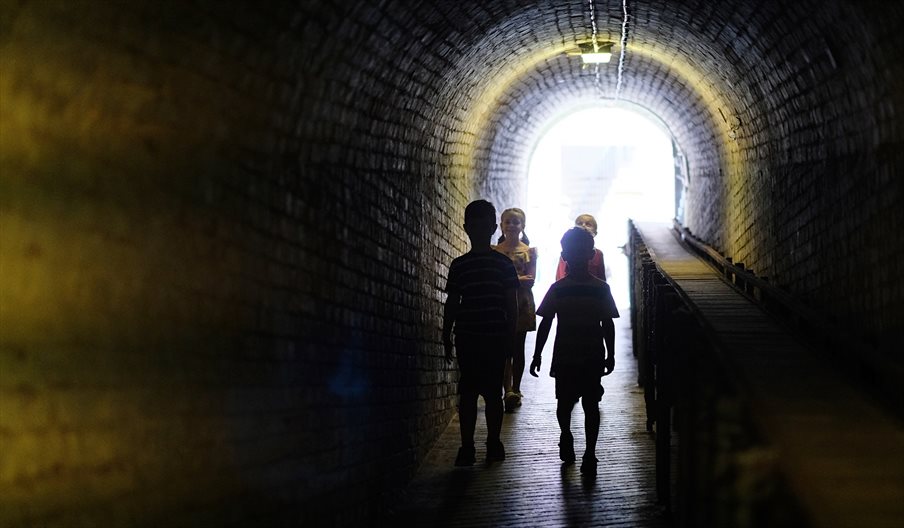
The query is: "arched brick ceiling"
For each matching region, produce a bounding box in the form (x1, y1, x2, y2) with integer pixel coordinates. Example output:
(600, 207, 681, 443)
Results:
(433, 0, 748, 192)
(417, 0, 900, 228)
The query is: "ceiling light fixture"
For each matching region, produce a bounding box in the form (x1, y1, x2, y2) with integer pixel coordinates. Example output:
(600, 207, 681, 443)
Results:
(581, 0, 609, 98)
(579, 41, 613, 64)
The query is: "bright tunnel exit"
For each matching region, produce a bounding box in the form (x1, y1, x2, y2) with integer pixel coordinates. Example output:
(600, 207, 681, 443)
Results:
(526, 105, 677, 309)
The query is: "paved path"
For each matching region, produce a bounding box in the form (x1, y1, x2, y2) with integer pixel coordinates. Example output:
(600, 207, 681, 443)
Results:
(388, 316, 671, 527)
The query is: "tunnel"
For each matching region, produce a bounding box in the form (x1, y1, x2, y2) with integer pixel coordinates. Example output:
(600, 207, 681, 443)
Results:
(1, 1, 902, 526)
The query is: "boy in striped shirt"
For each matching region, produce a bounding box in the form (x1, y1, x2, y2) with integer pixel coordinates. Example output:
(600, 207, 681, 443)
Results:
(530, 227, 619, 476)
(443, 200, 519, 466)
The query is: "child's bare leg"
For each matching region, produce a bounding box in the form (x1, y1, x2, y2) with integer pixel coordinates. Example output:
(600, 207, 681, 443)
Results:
(459, 391, 478, 447)
(503, 358, 514, 394)
(485, 393, 503, 442)
(556, 400, 574, 435)
(512, 331, 527, 393)
(581, 398, 600, 456)
(556, 399, 576, 462)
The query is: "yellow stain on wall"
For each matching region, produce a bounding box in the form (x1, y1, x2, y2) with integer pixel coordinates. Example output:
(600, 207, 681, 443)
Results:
(0, 9, 257, 523)
(447, 45, 570, 188)
(627, 44, 746, 240)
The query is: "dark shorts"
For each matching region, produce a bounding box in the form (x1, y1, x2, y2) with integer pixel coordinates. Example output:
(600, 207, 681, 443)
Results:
(455, 333, 507, 399)
(554, 366, 604, 404)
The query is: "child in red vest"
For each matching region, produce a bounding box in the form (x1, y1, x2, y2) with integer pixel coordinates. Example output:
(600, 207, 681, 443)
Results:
(555, 214, 606, 281)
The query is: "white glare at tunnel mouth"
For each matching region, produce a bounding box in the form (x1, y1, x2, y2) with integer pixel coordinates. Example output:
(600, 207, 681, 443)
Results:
(526, 106, 674, 308)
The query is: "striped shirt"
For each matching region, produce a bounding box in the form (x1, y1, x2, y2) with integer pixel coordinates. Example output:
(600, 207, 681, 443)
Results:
(536, 275, 620, 370)
(445, 250, 519, 336)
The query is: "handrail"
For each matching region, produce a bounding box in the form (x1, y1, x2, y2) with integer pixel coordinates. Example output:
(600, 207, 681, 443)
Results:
(672, 220, 820, 320)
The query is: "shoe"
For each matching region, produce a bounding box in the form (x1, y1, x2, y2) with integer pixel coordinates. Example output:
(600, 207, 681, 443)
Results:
(454, 446, 476, 467)
(580, 454, 598, 476)
(504, 392, 518, 413)
(559, 433, 575, 464)
(486, 440, 506, 462)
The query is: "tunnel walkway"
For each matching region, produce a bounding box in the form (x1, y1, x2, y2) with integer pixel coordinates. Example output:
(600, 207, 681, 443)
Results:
(387, 315, 671, 527)
(386, 223, 903, 528)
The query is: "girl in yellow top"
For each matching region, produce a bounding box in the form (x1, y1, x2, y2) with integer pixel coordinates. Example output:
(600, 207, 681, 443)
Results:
(493, 207, 538, 411)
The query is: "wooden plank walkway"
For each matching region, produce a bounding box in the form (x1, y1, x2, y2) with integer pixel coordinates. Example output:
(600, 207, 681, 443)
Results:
(635, 222, 904, 528)
(387, 316, 671, 527)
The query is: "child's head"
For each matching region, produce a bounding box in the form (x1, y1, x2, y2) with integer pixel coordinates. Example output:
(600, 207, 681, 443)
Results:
(463, 199, 497, 240)
(561, 227, 594, 265)
(498, 207, 530, 244)
(501, 208, 526, 231)
(574, 214, 598, 236)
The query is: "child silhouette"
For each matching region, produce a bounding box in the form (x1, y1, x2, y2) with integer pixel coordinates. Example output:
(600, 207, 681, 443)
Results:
(443, 200, 519, 466)
(530, 227, 619, 476)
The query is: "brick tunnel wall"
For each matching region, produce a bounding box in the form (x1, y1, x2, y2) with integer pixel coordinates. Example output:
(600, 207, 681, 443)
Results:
(0, 2, 500, 526)
(1, 1, 902, 526)
(710, 1, 904, 353)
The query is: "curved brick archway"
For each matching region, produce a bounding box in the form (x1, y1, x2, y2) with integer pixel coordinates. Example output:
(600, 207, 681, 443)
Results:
(1, 1, 902, 525)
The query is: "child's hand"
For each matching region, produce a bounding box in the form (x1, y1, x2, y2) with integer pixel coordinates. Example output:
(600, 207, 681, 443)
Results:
(443, 337, 454, 363)
(529, 354, 542, 377)
(602, 356, 615, 376)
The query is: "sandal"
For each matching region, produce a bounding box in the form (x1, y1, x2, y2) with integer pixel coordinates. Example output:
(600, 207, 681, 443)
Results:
(504, 391, 519, 413)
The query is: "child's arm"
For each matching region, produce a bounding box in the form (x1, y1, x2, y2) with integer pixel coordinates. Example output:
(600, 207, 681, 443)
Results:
(602, 318, 615, 375)
(555, 256, 567, 281)
(529, 316, 553, 377)
(521, 247, 537, 288)
(597, 249, 607, 281)
(442, 291, 460, 363)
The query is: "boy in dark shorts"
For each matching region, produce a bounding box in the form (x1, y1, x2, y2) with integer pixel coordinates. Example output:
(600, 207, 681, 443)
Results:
(443, 200, 519, 466)
(529, 227, 619, 476)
